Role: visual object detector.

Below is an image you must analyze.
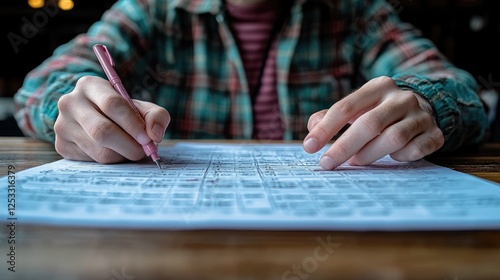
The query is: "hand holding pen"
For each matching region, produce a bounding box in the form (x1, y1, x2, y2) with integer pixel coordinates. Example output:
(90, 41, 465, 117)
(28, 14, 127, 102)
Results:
(53, 44, 170, 166)
(93, 44, 161, 168)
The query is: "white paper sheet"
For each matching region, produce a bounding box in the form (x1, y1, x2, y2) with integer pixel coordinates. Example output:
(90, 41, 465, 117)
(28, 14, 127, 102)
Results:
(2, 142, 500, 230)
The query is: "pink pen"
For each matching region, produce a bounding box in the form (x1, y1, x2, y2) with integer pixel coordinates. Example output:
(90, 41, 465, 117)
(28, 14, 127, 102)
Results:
(93, 44, 161, 169)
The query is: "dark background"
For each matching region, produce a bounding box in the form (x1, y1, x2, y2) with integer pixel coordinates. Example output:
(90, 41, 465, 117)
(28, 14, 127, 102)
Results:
(1, 0, 499, 140)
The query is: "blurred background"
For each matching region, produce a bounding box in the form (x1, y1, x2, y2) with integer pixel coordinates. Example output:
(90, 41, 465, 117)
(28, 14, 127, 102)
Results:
(1, 0, 499, 141)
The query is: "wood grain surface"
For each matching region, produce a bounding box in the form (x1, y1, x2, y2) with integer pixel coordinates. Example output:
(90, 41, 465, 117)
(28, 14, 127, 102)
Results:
(1, 137, 499, 280)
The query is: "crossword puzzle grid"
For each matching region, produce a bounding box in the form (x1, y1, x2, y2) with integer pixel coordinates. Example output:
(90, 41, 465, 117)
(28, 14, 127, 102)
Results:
(9, 143, 500, 221)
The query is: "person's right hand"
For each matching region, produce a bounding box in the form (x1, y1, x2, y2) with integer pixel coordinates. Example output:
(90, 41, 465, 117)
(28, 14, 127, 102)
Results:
(54, 76, 170, 163)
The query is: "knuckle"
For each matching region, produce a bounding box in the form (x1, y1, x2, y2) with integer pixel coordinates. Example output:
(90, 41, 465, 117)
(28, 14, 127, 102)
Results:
(431, 128, 445, 149)
(77, 75, 93, 85)
(332, 142, 351, 162)
(54, 137, 69, 157)
(385, 90, 416, 109)
(53, 118, 64, 135)
(422, 111, 436, 126)
(313, 123, 331, 141)
(151, 106, 171, 127)
(307, 114, 320, 131)
(57, 94, 73, 112)
(101, 95, 129, 115)
(387, 128, 411, 148)
(358, 115, 384, 136)
(307, 111, 319, 122)
(399, 91, 418, 105)
(411, 137, 436, 161)
(75, 76, 96, 91)
(372, 76, 394, 87)
(121, 117, 142, 135)
(335, 98, 356, 116)
(408, 117, 422, 132)
(409, 147, 426, 161)
(54, 117, 74, 138)
(88, 121, 116, 144)
(161, 107, 171, 123)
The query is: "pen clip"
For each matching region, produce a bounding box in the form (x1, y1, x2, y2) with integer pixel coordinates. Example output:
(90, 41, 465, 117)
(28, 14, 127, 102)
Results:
(93, 44, 115, 68)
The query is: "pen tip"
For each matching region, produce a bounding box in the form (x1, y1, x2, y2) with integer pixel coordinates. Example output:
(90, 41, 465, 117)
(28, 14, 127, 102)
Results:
(154, 159, 162, 169)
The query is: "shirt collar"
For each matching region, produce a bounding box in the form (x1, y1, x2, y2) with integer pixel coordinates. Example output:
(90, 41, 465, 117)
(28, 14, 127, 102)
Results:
(171, 0, 313, 15)
(170, 0, 223, 14)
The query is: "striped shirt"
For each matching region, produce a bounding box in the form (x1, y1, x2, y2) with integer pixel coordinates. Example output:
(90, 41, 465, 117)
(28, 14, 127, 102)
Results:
(226, 0, 283, 139)
(14, 0, 488, 153)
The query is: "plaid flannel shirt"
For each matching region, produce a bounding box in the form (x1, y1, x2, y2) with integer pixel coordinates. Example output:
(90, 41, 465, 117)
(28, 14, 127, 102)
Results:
(14, 0, 488, 152)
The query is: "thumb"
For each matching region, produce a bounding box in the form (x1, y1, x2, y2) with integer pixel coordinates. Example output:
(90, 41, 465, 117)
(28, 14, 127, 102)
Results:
(133, 100, 170, 143)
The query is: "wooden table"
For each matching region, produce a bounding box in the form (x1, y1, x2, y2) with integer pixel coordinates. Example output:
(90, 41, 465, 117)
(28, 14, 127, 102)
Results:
(1, 137, 500, 280)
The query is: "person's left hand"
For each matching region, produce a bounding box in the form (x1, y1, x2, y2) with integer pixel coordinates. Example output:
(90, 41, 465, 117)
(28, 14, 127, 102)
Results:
(303, 76, 445, 170)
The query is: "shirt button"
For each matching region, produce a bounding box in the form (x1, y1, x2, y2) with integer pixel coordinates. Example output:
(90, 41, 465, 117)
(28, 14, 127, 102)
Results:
(216, 14, 224, 23)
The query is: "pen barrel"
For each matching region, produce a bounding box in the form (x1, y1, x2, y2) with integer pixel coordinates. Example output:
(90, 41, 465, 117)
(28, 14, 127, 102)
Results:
(113, 83, 140, 115)
(144, 141, 160, 162)
(112, 82, 159, 160)
(143, 141, 157, 157)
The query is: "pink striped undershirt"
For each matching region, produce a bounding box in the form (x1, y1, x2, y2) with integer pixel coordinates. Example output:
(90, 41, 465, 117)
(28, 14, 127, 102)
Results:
(225, 0, 284, 140)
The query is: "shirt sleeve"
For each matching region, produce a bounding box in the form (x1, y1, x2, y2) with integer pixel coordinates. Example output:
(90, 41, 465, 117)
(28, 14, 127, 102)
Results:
(13, 0, 160, 142)
(353, 0, 489, 152)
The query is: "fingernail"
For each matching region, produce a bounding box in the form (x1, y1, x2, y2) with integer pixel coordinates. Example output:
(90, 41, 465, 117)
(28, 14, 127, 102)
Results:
(152, 123, 164, 141)
(304, 137, 319, 152)
(136, 130, 151, 145)
(320, 156, 336, 170)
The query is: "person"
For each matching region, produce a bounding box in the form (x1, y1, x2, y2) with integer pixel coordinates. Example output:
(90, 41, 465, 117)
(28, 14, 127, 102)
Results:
(14, 0, 488, 170)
